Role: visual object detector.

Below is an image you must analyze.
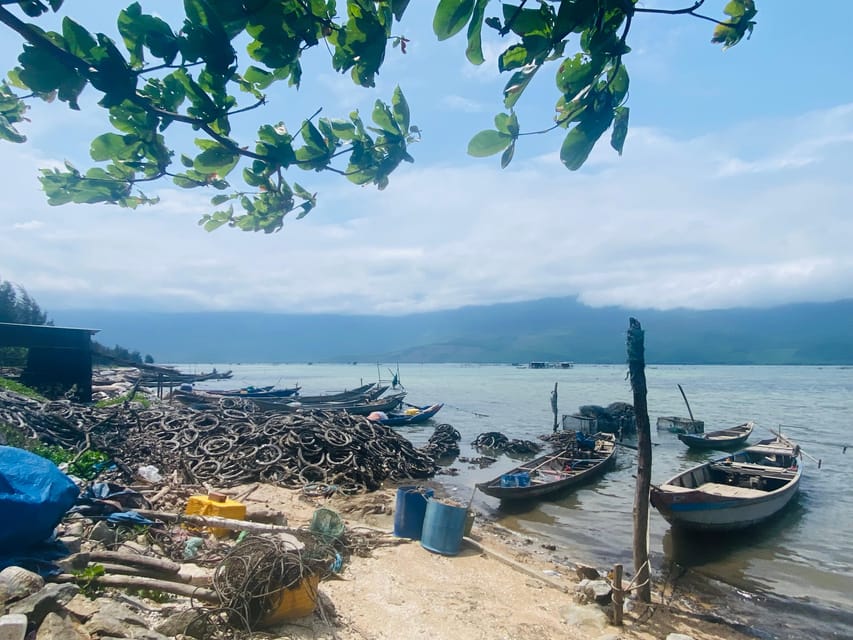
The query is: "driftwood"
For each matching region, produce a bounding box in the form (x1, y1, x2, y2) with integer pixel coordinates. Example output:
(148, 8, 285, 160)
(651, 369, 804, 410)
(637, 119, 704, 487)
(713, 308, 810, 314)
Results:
(134, 509, 302, 547)
(55, 573, 218, 604)
(94, 563, 190, 582)
(86, 550, 181, 574)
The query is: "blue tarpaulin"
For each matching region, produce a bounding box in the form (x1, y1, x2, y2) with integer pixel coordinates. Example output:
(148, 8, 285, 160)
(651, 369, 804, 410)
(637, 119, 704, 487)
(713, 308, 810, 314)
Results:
(0, 445, 79, 550)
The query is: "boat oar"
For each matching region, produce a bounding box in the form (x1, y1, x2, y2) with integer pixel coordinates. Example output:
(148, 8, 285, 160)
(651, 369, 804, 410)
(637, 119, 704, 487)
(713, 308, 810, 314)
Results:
(677, 384, 696, 422)
(768, 426, 822, 469)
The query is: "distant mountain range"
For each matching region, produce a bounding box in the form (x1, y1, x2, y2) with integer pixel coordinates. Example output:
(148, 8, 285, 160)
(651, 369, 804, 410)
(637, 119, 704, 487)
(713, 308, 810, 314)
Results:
(51, 297, 853, 365)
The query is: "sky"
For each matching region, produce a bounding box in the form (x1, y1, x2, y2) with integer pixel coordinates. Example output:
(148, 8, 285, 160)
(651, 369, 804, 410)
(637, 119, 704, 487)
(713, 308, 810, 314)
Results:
(1, 1, 852, 317)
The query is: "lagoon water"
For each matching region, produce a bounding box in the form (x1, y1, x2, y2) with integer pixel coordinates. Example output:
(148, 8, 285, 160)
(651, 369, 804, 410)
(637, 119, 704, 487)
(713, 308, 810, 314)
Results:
(188, 363, 853, 639)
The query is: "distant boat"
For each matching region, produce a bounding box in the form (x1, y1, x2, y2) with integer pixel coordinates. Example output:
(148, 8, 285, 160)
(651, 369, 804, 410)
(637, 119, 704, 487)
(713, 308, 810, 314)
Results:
(476, 433, 617, 501)
(205, 385, 301, 398)
(678, 421, 754, 451)
(650, 436, 802, 531)
(528, 361, 574, 369)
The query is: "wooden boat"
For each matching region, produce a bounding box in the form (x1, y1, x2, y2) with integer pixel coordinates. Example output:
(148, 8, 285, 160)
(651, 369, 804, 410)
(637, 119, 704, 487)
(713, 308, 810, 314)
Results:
(678, 421, 754, 451)
(290, 383, 388, 404)
(372, 403, 444, 426)
(205, 385, 301, 398)
(656, 415, 704, 434)
(476, 433, 617, 500)
(650, 436, 802, 531)
(252, 391, 406, 415)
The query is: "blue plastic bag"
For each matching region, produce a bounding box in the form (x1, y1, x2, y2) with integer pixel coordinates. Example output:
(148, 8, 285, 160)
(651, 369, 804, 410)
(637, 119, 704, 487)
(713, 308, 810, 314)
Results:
(0, 446, 79, 550)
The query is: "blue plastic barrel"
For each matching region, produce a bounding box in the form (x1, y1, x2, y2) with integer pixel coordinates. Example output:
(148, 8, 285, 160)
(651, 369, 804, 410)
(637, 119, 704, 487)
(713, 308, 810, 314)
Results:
(420, 498, 468, 556)
(393, 486, 434, 539)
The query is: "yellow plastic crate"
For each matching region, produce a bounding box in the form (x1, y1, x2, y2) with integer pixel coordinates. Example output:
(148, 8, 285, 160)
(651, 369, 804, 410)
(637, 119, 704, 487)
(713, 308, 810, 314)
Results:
(185, 493, 246, 537)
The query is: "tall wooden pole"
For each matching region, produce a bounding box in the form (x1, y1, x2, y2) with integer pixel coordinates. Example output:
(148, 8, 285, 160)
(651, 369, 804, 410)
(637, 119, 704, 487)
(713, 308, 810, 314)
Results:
(551, 382, 559, 432)
(627, 317, 652, 604)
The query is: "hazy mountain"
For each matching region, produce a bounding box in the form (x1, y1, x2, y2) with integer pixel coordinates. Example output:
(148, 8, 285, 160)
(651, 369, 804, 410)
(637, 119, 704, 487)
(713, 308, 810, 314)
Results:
(51, 297, 853, 365)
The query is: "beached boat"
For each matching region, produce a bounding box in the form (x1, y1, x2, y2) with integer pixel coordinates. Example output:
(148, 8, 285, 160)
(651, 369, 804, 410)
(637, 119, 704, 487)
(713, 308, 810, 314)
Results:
(370, 403, 444, 426)
(476, 433, 617, 500)
(650, 436, 802, 531)
(656, 415, 704, 434)
(678, 421, 754, 451)
(251, 391, 406, 415)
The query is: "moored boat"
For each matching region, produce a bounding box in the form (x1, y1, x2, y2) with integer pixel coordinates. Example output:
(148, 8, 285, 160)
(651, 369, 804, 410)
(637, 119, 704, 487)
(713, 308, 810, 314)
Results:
(476, 433, 617, 501)
(650, 436, 802, 531)
(677, 421, 754, 451)
(251, 391, 406, 415)
(369, 403, 444, 426)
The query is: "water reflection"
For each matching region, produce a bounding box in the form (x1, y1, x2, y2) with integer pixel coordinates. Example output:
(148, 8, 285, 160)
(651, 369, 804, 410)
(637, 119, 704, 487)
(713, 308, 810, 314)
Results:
(660, 496, 806, 589)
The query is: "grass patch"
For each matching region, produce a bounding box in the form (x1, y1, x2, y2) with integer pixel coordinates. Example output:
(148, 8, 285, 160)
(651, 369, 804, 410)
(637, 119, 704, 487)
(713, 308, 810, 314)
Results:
(0, 376, 45, 400)
(95, 392, 151, 409)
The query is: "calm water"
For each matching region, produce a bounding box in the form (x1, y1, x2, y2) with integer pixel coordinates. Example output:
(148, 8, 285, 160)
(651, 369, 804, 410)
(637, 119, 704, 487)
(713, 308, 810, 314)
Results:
(188, 363, 853, 639)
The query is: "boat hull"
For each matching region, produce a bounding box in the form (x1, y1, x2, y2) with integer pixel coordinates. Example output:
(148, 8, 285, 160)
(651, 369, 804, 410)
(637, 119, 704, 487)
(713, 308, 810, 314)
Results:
(651, 437, 802, 531)
(677, 422, 754, 451)
(651, 478, 800, 531)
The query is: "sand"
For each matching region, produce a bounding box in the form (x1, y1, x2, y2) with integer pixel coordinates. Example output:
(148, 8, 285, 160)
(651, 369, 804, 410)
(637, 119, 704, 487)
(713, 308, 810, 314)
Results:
(223, 481, 755, 640)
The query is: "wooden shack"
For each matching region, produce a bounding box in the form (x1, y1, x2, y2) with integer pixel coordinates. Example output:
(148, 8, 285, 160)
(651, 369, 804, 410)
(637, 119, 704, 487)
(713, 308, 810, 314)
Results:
(0, 322, 98, 401)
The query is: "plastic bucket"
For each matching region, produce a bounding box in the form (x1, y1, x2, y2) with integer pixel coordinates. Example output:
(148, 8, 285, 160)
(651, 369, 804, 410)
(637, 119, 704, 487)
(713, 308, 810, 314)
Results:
(393, 486, 434, 539)
(421, 498, 468, 556)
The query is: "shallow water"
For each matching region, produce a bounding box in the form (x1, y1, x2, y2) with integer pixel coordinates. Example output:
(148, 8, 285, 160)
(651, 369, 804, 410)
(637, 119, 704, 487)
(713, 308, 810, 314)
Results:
(187, 362, 853, 639)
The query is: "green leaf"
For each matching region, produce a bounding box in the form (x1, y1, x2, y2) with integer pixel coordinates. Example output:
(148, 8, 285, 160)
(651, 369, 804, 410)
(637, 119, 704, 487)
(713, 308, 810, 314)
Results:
(467, 129, 512, 157)
(194, 144, 239, 176)
(611, 106, 629, 155)
(607, 63, 629, 105)
(498, 44, 529, 72)
(391, 86, 410, 133)
(501, 5, 549, 37)
(434, 0, 476, 41)
(90, 133, 129, 161)
(465, 0, 488, 65)
(503, 65, 539, 109)
(500, 140, 515, 169)
(559, 113, 612, 170)
(373, 100, 401, 135)
(61, 17, 98, 61)
(493, 112, 518, 136)
(0, 115, 26, 143)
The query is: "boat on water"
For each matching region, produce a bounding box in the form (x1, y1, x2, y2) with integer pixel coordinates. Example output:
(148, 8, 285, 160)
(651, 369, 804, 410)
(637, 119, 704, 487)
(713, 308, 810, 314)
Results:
(291, 383, 388, 404)
(251, 391, 406, 415)
(678, 421, 754, 451)
(205, 384, 301, 398)
(657, 415, 704, 434)
(369, 403, 444, 426)
(476, 433, 617, 501)
(650, 435, 802, 531)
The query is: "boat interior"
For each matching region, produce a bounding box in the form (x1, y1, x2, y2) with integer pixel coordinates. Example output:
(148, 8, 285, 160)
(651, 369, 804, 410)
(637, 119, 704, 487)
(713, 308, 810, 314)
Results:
(667, 447, 799, 496)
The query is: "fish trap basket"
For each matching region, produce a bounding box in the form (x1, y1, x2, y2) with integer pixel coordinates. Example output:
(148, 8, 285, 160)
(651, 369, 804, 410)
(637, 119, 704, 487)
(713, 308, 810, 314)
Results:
(309, 508, 345, 542)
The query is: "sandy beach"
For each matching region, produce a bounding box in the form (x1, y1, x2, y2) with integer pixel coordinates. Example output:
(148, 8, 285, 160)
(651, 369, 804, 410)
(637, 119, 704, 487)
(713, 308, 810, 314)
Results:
(231, 481, 755, 640)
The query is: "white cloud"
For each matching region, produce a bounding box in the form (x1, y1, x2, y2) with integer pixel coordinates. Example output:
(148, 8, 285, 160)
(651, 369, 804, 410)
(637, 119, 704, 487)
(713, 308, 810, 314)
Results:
(440, 95, 487, 113)
(1, 102, 851, 315)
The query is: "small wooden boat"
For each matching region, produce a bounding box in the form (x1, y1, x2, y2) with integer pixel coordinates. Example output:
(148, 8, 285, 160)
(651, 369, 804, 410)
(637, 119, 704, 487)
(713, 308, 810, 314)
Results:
(678, 421, 754, 451)
(291, 383, 388, 404)
(371, 403, 444, 426)
(205, 385, 301, 398)
(650, 436, 802, 531)
(476, 433, 617, 501)
(251, 391, 406, 415)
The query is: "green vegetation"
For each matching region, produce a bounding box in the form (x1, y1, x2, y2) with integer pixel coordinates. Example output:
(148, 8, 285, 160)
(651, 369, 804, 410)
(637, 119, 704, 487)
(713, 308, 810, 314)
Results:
(72, 563, 106, 598)
(0, 1, 756, 232)
(30, 443, 111, 480)
(95, 392, 150, 409)
(0, 376, 45, 399)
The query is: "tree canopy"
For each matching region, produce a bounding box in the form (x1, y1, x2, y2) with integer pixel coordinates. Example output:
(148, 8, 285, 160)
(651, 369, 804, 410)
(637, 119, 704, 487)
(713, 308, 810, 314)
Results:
(0, 0, 757, 232)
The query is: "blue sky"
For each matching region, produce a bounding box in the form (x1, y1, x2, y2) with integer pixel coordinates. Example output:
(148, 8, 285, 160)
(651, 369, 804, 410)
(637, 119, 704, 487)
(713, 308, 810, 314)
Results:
(1, 1, 852, 316)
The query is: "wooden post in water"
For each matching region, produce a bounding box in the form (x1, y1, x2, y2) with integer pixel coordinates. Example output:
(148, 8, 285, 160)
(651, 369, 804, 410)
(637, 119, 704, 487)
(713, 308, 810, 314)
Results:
(612, 563, 624, 625)
(627, 318, 652, 604)
(551, 382, 559, 432)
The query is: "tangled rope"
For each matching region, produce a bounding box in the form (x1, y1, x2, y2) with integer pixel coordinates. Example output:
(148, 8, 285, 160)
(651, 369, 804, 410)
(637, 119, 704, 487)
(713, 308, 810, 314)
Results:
(0, 390, 443, 492)
(472, 431, 543, 455)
